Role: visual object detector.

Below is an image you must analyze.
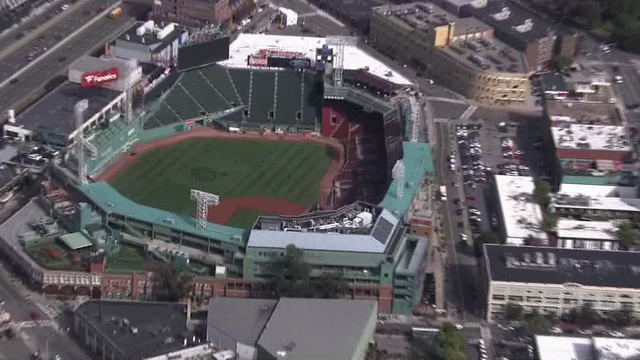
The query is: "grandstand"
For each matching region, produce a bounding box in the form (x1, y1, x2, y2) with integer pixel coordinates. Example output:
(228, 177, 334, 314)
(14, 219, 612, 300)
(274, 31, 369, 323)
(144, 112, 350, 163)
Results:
(145, 65, 323, 130)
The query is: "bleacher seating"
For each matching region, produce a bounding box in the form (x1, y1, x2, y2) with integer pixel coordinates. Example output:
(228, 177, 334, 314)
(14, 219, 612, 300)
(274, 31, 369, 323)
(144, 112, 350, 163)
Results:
(302, 73, 320, 125)
(275, 71, 302, 124)
(153, 104, 182, 126)
(228, 69, 251, 105)
(248, 71, 275, 124)
(163, 85, 202, 120)
(179, 71, 230, 114)
(199, 65, 242, 105)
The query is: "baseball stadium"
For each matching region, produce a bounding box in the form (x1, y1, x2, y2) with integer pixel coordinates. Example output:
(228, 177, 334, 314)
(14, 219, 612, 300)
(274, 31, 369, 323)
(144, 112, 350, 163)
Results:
(0, 30, 438, 314)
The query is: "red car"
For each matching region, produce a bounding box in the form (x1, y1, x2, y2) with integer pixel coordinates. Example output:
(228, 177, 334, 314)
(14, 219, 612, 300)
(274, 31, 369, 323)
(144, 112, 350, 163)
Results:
(30, 311, 40, 320)
(466, 195, 476, 202)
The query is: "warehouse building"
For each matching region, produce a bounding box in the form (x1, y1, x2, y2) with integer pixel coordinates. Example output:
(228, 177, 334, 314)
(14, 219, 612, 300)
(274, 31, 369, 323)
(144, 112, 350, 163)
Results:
(206, 297, 377, 360)
(482, 244, 640, 321)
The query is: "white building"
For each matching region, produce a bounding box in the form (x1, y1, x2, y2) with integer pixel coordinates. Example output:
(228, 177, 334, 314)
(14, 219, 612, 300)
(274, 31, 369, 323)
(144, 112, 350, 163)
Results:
(494, 175, 546, 245)
(551, 183, 640, 219)
(556, 219, 619, 251)
(535, 335, 640, 360)
(483, 244, 640, 322)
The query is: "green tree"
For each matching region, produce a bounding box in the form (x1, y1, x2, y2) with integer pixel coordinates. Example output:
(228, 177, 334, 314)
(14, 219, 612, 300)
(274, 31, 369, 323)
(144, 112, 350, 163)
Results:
(617, 222, 637, 250)
(312, 272, 349, 298)
(540, 213, 559, 233)
(271, 244, 312, 297)
(554, 55, 573, 71)
(576, 303, 598, 328)
(152, 263, 193, 302)
(534, 180, 551, 209)
(528, 310, 550, 334)
(610, 304, 635, 328)
(579, 1, 602, 29)
(436, 323, 466, 360)
(474, 230, 500, 257)
(505, 302, 524, 321)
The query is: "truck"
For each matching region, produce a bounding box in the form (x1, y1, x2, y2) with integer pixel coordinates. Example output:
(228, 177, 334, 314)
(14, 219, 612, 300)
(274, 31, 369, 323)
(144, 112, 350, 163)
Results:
(108, 7, 122, 19)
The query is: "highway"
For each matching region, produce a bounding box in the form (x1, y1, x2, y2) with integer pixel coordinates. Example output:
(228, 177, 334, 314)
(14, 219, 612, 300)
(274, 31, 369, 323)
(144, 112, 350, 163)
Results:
(0, 3, 139, 117)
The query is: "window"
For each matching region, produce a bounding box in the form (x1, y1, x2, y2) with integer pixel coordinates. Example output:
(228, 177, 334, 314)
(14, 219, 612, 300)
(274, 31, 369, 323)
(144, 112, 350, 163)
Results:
(243, 109, 250, 117)
(268, 110, 274, 119)
(330, 115, 337, 125)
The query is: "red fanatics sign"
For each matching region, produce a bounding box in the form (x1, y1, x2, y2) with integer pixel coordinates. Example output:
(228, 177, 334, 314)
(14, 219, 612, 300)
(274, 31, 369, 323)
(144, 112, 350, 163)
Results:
(82, 68, 120, 88)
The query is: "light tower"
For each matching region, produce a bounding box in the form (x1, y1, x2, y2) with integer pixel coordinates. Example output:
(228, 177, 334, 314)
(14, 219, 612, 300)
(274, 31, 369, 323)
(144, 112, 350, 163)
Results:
(190, 189, 220, 230)
(75, 99, 89, 185)
(392, 160, 405, 199)
(326, 36, 357, 87)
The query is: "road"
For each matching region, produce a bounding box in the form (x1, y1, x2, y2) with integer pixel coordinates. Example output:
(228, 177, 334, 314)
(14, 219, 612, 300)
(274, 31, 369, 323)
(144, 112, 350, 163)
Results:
(0, 3, 139, 118)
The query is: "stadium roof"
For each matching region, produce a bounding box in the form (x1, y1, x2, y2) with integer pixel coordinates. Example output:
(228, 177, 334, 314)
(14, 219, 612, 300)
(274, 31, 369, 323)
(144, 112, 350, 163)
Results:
(59, 232, 93, 250)
(75, 300, 194, 360)
(380, 142, 434, 218)
(207, 298, 277, 345)
(13, 82, 123, 138)
(247, 209, 399, 253)
(80, 182, 246, 246)
(535, 335, 594, 360)
(494, 175, 545, 244)
(485, 244, 640, 289)
(220, 34, 412, 85)
(257, 298, 377, 360)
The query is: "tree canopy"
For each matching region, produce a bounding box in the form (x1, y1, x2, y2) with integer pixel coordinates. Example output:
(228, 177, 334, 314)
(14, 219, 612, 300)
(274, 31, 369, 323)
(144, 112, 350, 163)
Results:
(152, 263, 193, 302)
(617, 222, 637, 250)
(505, 302, 524, 321)
(436, 323, 466, 360)
(554, 55, 573, 71)
(610, 304, 635, 328)
(528, 310, 550, 334)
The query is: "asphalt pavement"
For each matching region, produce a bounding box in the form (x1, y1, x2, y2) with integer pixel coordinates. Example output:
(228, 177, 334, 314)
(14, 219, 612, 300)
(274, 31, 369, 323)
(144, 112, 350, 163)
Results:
(0, 3, 138, 118)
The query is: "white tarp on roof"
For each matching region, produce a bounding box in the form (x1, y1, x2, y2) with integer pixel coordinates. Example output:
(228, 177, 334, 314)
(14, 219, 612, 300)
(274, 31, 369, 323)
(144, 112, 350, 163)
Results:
(219, 34, 413, 85)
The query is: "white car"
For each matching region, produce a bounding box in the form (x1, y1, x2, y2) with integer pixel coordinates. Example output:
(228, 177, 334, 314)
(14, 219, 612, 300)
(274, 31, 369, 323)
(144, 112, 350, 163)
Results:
(455, 323, 464, 330)
(609, 330, 625, 338)
(550, 327, 562, 334)
(450, 164, 456, 171)
(28, 154, 43, 161)
(614, 75, 623, 84)
(460, 234, 468, 243)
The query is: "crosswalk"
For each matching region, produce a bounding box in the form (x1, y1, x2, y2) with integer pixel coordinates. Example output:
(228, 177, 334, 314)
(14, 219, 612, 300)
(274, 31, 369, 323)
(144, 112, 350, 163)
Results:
(16, 320, 54, 329)
(459, 105, 478, 121)
(35, 302, 61, 319)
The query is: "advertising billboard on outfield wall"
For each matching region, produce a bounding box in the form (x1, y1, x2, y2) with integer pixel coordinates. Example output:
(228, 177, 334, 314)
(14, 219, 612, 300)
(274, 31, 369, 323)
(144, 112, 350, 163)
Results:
(82, 68, 120, 88)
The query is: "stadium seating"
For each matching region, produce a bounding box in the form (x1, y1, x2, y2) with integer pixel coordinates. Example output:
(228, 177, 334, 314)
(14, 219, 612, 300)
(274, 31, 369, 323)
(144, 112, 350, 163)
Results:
(228, 69, 251, 105)
(199, 66, 242, 106)
(302, 73, 320, 125)
(179, 70, 230, 114)
(163, 85, 202, 120)
(153, 103, 182, 127)
(274, 71, 302, 124)
(248, 71, 275, 124)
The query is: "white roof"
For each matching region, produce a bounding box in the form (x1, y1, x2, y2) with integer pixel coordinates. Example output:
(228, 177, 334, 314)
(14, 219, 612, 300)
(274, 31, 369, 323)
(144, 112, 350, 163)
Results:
(559, 184, 637, 198)
(552, 124, 631, 152)
(278, 7, 297, 17)
(494, 175, 545, 244)
(556, 219, 618, 241)
(219, 34, 413, 85)
(535, 336, 594, 360)
(593, 337, 640, 360)
(247, 230, 386, 253)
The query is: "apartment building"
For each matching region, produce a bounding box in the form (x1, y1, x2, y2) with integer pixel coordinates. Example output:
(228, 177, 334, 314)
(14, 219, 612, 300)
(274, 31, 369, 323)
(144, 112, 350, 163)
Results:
(483, 244, 640, 321)
(369, 2, 530, 106)
(153, 0, 233, 26)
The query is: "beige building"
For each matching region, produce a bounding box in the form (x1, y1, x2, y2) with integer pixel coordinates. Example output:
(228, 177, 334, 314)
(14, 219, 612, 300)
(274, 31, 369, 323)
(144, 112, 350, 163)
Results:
(483, 244, 640, 322)
(370, 2, 530, 106)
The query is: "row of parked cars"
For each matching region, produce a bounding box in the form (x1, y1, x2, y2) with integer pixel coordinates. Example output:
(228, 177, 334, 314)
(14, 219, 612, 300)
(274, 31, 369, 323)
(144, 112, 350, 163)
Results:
(24, 144, 58, 163)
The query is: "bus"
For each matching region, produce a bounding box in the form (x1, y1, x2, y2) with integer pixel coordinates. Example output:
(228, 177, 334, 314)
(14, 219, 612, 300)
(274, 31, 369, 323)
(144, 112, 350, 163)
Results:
(411, 327, 439, 338)
(109, 7, 122, 19)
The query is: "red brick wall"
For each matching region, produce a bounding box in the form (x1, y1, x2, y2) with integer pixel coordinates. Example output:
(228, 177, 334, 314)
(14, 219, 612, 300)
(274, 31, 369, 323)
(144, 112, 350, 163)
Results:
(557, 148, 632, 162)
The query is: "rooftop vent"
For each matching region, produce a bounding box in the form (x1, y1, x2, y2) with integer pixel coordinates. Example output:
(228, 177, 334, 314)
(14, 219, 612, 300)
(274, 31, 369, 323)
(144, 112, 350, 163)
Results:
(514, 19, 534, 33)
(492, 7, 511, 21)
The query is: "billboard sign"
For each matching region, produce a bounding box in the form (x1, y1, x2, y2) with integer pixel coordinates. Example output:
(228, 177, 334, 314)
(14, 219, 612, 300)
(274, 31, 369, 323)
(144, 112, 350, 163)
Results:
(248, 56, 268, 67)
(290, 58, 311, 70)
(259, 49, 305, 59)
(82, 68, 120, 88)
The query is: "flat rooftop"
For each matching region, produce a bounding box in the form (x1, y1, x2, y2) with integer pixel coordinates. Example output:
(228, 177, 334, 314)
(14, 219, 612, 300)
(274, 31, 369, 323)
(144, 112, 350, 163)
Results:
(257, 298, 377, 360)
(440, 36, 527, 73)
(556, 219, 617, 241)
(552, 124, 631, 152)
(206, 298, 277, 345)
(553, 183, 640, 213)
(494, 175, 545, 244)
(247, 209, 400, 253)
(75, 301, 193, 360)
(593, 337, 640, 359)
(535, 335, 594, 360)
(464, 1, 563, 44)
(374, 2, 481, 29)
(485, 244, 640, 288)
(219, 34, 412, 85)
(117, 21, 187, 54)
(13, 82, 122, 137)
(548, 101, 621, 125)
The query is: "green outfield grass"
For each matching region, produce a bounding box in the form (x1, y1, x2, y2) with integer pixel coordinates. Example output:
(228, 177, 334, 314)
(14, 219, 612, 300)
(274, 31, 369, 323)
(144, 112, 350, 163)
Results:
(110, 138, 333, 217)
(225, 208, 273, 229)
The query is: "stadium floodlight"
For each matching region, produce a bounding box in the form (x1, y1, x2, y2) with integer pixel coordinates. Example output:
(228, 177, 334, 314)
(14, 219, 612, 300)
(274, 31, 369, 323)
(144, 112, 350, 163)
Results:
(392, 160, 405, 200)
(190, 189, 220, 230)
(326, 36, 357, 87)
(74, 99, 89, 185)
